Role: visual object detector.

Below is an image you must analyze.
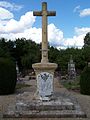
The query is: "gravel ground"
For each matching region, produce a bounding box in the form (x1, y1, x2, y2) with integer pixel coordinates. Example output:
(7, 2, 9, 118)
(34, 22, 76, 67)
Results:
(0, 77, 90, 120)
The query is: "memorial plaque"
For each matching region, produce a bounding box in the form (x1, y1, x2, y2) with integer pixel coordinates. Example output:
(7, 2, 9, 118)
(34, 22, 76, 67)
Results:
(37, 72, 53, 99)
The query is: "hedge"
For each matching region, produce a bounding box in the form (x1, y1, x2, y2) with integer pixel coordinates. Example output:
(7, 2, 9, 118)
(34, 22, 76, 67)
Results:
(0, 58, 17, 95)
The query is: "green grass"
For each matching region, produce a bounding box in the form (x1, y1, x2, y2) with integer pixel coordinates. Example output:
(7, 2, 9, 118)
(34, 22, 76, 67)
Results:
(63, 82, 80, 89)
(16, 83, 31, 89)
(62, 76, 80, 90)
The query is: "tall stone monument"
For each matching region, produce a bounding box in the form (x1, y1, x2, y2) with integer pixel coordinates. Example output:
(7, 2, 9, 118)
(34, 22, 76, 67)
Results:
(68, 55, 76, 80)
(3, 2, 86, 118)
(32, 2, 57, 101)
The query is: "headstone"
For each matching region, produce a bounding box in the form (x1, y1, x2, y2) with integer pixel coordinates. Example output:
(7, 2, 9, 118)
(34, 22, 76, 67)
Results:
(88, 62, 90, 67)
(68, 55, 76, 80)
(32, 2, 57, 101)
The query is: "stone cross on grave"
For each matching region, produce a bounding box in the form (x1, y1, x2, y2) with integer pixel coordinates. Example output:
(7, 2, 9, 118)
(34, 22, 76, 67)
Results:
(32, 2, 57, 101)
(33, 2, 56, 63)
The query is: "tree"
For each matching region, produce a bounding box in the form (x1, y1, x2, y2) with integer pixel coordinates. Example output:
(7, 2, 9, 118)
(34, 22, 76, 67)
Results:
(0, 38, 11, 58)
(14, 38, 26, 72)
(21, 40, 40, 70)
(83, 32, 90, 63)
(0, 37, 87, 75)
(84, 32, 90, 47)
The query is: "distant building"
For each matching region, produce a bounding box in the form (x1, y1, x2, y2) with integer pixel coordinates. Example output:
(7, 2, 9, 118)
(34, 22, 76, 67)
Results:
(68, 55, 76, 80)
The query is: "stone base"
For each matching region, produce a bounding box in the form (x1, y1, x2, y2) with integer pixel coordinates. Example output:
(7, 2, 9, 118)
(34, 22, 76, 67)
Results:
(32, 62, 57, 71)
(3, 93, 86, 118)
(32, 62, 57, 101)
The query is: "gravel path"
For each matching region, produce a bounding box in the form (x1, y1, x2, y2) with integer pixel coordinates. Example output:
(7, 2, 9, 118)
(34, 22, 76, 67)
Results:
(0, 77, 90, 120)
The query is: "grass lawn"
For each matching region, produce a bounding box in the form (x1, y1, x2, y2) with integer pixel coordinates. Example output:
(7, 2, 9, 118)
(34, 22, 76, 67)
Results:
(62, 76, 80, 92)
(16, 83, 31, 89)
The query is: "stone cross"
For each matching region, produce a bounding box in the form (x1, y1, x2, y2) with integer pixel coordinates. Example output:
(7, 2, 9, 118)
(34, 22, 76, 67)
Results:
(33, 2, 56, 63)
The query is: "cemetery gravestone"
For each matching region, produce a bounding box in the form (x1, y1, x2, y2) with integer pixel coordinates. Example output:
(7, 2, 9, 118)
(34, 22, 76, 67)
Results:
(68, 55, 76, 80)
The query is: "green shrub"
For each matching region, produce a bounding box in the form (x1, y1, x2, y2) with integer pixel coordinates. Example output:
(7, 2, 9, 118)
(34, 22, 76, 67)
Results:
(80, 66, 90, 95)
(0, 58, 17, 95)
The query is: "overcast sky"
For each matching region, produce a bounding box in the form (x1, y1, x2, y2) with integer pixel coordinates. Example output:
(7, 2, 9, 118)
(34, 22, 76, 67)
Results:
(0, 0, 90, 49)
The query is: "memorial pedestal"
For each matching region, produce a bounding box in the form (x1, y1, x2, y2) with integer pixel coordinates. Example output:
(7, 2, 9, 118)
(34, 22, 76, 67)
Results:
(32, 62, 57, 101)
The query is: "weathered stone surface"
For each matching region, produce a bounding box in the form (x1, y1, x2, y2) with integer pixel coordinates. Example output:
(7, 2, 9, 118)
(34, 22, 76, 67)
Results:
(32, 2, 57, 101)
(3, 110, 86, 118)
(3, 93, 86, 118)
(33, 2, 56, 63)
(32, 63, 57, 100)
(37, 72, 53, 100)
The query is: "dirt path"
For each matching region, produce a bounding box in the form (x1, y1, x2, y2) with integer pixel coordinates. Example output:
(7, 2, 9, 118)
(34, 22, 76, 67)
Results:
(0, 77, 90, 120)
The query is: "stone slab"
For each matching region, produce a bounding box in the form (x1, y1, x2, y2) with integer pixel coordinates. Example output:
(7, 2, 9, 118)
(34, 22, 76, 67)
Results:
(3, 110, 86, 118)
(3, 93, 86, 118)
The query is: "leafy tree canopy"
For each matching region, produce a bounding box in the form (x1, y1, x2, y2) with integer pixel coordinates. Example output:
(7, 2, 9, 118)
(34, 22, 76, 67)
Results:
(0, 33, 89, 74)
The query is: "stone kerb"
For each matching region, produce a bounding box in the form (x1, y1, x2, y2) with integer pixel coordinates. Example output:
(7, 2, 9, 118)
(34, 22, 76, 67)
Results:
(32, 62, 57, 101)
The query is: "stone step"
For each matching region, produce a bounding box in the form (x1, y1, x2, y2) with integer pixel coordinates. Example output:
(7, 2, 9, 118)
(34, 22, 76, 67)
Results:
(15, 101, 75, 111)
(3, 110, 86, 118)
(3, 96, 87, 118)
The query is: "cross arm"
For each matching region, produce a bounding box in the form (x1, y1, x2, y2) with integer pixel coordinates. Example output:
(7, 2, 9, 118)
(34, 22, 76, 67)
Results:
(33, 11, 42, 16)
(47, 11, 56, 16)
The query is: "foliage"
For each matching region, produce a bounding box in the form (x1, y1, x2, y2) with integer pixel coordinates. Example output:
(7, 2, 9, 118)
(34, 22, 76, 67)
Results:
(14, 38, 40, 72)
(82, 47, 90, 63)
(0, 38, 11, 58)
(21, 39, 40, 70)
(0, 58, 17, 95)
(61, 76, 80, 90)
(16, 83, 31, 89)
(83, 32, 90, 63)
(80, 66, 90, 95)
(49, 47, 85, 74)
(84, 32, 90, 47)
(0, 33, 89, 75)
